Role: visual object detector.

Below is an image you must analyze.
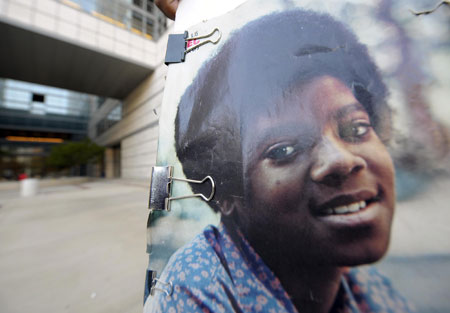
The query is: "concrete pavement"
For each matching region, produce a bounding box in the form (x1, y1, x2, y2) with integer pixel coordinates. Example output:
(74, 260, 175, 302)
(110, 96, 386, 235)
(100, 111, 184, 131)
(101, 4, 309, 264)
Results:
(0, 179, 150, 313)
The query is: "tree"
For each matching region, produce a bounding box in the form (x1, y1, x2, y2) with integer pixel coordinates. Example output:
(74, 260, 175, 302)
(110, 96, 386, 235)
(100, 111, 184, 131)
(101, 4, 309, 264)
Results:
(46, 139, 105, 172)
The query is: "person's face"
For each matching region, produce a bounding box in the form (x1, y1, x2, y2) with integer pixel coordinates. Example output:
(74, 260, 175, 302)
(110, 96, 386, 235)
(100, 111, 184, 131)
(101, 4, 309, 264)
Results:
(239, 75, 395, 267)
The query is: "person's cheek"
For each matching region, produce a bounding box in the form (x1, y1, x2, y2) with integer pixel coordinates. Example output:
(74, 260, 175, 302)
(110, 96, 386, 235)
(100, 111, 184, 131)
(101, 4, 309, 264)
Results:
(250, 162, 306, 212)
(357, 140, 395, 216)
(360, 142, 394, 187)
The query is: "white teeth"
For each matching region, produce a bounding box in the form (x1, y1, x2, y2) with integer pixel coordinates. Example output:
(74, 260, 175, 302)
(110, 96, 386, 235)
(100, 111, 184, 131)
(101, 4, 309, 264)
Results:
(348, 203, 360, 212)
(334, 205, 349, 214)
(325, 200, 367, 215)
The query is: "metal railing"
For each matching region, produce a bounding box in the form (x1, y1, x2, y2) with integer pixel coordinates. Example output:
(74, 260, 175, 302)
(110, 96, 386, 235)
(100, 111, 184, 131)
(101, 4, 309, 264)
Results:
(58, 0, 167, 40)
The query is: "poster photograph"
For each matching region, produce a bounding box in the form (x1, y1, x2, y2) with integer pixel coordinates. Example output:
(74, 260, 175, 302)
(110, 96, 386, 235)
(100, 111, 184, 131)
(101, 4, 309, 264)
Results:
(145, 1, 450, 312)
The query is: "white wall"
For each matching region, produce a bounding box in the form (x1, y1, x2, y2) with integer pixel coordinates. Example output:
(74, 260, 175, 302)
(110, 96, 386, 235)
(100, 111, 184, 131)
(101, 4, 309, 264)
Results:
(95, 62, 166, 146)
(120, 125, 159, 179)
(93, 28, 169, 179)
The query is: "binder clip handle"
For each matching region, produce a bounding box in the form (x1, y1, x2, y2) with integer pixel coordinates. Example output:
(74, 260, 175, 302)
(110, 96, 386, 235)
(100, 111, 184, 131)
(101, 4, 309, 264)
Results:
(149, 271, 173, 297)
(185, 28, 222, 54)
(170, 175, 215, 201)
(148, 166, 215, 211)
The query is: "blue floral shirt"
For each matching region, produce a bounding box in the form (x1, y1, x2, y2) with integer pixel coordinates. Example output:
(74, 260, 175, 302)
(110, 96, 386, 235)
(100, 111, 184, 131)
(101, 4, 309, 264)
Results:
(144, 223, 414, 313)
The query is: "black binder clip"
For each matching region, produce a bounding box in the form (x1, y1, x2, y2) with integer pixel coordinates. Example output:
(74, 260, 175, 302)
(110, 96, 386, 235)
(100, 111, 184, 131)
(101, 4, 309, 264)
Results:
(149, 166, 215, 211)
(149, 271, 173, 297)
(164, 28, 222, 65)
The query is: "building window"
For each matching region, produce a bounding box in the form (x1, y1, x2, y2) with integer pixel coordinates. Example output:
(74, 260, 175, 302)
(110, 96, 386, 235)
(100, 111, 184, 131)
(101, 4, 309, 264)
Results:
(96, 103, 123, 136)
(32, 93, 45, 103)
(131, 11, 143, 30)
(146, 1, 153, 13)
(146, 19, 154, 37)
(133, 0, 143, 7)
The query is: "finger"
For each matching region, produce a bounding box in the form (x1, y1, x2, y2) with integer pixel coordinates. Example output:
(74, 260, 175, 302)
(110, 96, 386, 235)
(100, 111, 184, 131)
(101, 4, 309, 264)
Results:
(155, 0, 180, 20)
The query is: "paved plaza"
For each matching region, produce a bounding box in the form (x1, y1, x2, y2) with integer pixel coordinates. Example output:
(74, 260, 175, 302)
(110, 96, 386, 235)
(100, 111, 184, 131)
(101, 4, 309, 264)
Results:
(0, 180, 150, 313)
(0, 177, 449, 313)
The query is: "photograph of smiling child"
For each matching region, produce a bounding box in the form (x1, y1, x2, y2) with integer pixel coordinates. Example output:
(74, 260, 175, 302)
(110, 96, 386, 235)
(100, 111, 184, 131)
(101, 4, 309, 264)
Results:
(145, 9, 414, 313)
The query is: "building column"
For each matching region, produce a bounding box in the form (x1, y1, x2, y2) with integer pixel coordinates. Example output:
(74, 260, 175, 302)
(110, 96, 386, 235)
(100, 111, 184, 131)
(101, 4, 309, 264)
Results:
(105, 148, 114, 179)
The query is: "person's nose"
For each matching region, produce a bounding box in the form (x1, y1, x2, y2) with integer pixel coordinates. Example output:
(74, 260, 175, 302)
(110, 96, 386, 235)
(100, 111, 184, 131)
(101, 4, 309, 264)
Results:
(310, 136, 366, 186)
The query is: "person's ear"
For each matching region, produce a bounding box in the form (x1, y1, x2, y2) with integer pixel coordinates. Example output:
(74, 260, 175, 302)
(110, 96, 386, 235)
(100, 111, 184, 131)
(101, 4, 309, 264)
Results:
(220, 198, 243, 217)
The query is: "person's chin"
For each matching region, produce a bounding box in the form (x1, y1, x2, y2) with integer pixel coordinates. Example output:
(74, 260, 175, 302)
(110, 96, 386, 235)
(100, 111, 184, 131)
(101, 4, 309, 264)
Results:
(334, 237, 391, 267)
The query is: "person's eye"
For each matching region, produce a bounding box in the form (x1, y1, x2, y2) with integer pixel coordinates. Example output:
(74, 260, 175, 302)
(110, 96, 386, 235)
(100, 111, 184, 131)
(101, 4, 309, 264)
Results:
(265, 144, 297, 161)
(339, 121, 372, 142)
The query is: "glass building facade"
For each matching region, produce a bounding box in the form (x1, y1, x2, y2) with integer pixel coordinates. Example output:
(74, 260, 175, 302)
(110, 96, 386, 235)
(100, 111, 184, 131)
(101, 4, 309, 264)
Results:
(0, 79, 91, 133)
(0, 79, 121, 179)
